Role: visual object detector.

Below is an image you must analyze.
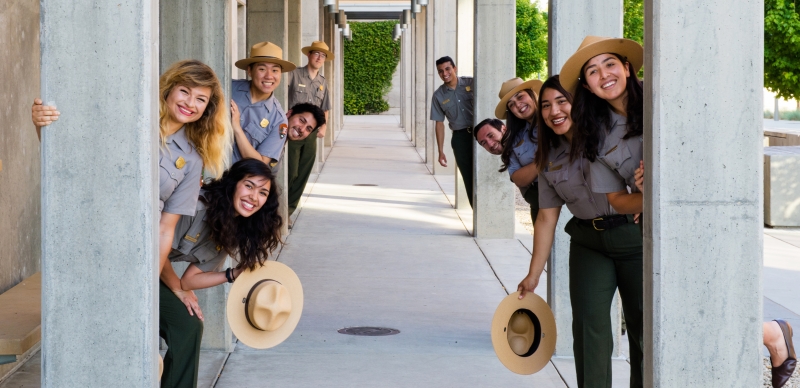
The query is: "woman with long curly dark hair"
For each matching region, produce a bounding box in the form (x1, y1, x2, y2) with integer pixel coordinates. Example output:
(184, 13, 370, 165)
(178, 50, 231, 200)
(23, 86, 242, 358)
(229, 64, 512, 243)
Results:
(160, 158, 282, 387)
(493, 77, 543, 223)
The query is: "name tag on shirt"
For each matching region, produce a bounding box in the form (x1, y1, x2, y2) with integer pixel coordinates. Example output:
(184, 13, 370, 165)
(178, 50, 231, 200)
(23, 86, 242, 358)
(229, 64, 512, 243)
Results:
(299, 84, 306, 88)
(442, 99, 450, 105)
(549, 164, 563, 172)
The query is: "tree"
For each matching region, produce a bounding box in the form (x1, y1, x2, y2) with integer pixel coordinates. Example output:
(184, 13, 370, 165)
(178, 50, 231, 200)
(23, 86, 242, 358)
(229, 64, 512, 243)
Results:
(623, 0, 644, 45)
(516, 0, 547, 80)
(765, 0, 800, 100)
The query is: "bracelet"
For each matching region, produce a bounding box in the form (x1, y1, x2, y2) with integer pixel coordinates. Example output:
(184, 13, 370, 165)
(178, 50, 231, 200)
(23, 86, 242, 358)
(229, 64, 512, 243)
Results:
(225, 268, 234, 283)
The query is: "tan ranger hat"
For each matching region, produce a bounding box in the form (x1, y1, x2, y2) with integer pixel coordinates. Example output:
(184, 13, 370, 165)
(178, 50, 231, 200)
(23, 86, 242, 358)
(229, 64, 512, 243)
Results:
(559, 35, 643, 95)
(491, 291, 557, 375)
(227, 261, 304, 349)
(495, 78, 543, 120)
(301, 41, 335, 61)
(235, 41, 297, 72)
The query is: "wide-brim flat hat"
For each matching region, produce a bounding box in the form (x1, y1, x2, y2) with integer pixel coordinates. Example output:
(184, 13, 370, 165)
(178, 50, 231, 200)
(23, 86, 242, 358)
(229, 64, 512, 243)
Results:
(559, 35, 643, 95)
(491, 291, 557, 375)
(227, 261, 304, 349)
(495, 78, 544, 120)
(301, 40, 335, 61)
(235, 41, 297, 72)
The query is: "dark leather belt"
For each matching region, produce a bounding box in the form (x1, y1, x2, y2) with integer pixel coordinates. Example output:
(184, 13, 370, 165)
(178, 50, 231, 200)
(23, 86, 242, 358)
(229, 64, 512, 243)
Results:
(577, 214, 629, 231)
(454, 126, 473, 133)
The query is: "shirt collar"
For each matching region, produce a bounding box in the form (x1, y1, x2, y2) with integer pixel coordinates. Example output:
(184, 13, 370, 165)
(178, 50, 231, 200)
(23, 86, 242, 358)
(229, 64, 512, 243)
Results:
(169, 127, 193, 153)
(240, 81, 276, 112)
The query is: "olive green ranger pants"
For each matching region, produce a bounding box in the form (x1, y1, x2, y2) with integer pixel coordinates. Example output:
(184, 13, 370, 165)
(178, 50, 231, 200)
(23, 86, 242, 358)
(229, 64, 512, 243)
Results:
(159, 281, 204, 388)
(451, 129, 474, 208)
(565, 216, 644, 388)
(288, 129, 319, 215)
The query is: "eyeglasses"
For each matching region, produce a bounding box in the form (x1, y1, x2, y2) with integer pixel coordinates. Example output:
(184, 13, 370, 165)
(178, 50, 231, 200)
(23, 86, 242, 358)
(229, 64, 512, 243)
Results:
(310, 51, 327, 59)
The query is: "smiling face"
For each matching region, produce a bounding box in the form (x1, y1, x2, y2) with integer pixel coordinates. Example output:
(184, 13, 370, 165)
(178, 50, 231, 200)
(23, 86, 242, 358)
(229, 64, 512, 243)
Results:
(248, 62, 282, 99)
(165, 84, 212, 126)
(286, 111, 318, 141)
(233, 175, 272, 217)
(436, 62, 457, 86)
(307, 51, 327, 70)
(507, 90, 536, 121)
(540, 87, 572, 136)
(475, 123, 506, 155)
(582, 53, 630, 103)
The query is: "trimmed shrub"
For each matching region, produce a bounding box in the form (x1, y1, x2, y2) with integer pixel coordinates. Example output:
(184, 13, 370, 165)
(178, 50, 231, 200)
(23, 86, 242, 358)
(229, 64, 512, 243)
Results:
(343, 21, 400, 115)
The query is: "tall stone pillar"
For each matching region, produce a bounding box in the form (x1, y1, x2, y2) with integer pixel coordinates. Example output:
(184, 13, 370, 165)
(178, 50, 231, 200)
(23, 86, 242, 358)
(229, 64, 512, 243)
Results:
(425, 0, 436, 170)
(248, 0, 289, 236)
(414, 10, 427, 155)
(335, 26, 344, 143)
(472, 0, 514, 238)
(409, 18, 417, 145)
(323, 8, 336, 148)
(403, 26, 413, 137)
(432, 0, 456, 177)
(453, 0, 472, 209)
(644, 0, 763, 385)
(547, 0, 624, 358)
(288, 0, 302, 66)
(159, 0, 236, 353)
(40, 0, 159, 386)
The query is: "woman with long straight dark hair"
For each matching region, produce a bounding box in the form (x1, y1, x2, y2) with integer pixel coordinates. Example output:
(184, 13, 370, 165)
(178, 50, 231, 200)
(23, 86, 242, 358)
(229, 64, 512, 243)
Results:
(559, 36, 646, 388)
(516, 73, 643, 388)
(494, 77, 543, 223)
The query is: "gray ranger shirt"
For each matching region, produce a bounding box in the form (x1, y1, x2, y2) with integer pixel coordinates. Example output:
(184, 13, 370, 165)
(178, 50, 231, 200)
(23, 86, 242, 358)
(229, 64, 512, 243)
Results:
(159, 127, 202, 216)
(538, 138, 616, 220)
(430, 76, 475, 130)
(231, 79, 289, 164)
(287, 66, 330, 111)
(590, 109, 644, 194)
(169, 191, 237, 273)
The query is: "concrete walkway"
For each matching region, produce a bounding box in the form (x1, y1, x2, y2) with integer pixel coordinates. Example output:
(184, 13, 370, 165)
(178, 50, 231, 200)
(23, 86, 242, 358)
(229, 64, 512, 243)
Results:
(2, 116, 799, 387)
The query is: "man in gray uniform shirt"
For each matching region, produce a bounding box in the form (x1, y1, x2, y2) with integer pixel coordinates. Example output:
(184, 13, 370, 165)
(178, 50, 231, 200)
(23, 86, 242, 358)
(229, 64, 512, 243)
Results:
(286, 41, 333, 216)
(430, 56, 475, 208)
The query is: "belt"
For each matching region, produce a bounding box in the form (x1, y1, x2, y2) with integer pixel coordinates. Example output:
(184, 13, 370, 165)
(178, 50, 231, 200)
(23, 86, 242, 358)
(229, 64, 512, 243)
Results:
(577, 214, 629, 231)
(453, 126, 473, 133)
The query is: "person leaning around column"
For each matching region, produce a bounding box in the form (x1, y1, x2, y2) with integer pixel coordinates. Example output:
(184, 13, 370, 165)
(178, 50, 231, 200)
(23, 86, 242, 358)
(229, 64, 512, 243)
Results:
(495, 77, 544, 225)
(32, 59, 232, 388)
(430, 56, 475, 207)
(286, 41, 333, 220)
(515, 73, 643, 388)
(230, 42, 300, 168)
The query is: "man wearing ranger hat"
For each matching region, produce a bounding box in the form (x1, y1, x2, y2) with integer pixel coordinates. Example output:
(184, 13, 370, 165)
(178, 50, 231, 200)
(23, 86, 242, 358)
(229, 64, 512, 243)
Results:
(285, 41, 334, 218)
(230, 41, 301, 167)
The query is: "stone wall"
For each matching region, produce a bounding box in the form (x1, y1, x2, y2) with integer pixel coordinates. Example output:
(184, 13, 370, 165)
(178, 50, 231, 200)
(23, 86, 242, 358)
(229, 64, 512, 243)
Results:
(0, 0, 41, 294)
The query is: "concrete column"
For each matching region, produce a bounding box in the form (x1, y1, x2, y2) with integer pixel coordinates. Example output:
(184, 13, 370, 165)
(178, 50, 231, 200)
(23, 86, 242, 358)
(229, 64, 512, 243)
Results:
(248, 0, 289, 236)
(409, 18, 416, 145)
(288, 0, 302, 66)
(234, 0, 248, 80)
(403, 28, 413, 137)
(40, 0, 159, 386)
(322, 9, 335, 149)
(425, 0, 436, 170)
(414, 10, 427, 155)
(547, 0, 624, 358)
(456, 0, 473, 77)
(160, 0, 236, 353)
(432, 0, 456, 178)
(454, 0, 473, 209)
(644, 0, 763, 385)
(471, 0, 515, 238)
(299, 0, 324, 170)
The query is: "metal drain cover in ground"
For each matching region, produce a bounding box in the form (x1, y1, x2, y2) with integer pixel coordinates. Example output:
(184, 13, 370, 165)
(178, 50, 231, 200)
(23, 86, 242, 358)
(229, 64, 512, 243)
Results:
(352, 184, 378, 186)
(337, 327, 400, 336)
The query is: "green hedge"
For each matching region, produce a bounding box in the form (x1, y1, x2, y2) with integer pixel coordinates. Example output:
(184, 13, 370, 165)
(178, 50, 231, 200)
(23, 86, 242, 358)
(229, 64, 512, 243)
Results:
(343, 21, 400, 115)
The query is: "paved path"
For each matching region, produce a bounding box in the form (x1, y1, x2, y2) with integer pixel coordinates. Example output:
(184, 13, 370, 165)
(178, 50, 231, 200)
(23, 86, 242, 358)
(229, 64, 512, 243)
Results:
(2, 116, 798, 387)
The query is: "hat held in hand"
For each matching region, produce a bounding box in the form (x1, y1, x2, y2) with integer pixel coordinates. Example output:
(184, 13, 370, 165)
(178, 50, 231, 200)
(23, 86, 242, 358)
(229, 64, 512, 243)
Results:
(491, 291, 557, 375)
(227, 261, 304, 349)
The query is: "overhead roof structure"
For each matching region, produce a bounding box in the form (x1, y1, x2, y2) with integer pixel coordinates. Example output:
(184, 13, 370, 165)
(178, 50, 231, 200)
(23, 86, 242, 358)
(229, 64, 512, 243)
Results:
(339, 0, 409, 20)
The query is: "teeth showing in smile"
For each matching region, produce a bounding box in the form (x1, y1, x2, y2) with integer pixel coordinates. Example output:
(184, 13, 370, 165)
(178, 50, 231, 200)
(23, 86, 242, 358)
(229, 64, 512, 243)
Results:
(552, 118, 566, 125)
(601, 80, 616, 89)
(291, 128, 300, 138)
(241, 200, 254, 211)
(519, 105, 528, 113)
(178, 106, 193, 116)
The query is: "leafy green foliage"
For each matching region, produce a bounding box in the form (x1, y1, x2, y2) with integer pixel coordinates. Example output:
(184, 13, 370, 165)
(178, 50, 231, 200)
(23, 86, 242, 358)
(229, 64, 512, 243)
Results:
(516, 0, 548, 79)
(343, 21, 400, 115)
(765, 0, 800, 100)
(623, 0, 644, 45)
